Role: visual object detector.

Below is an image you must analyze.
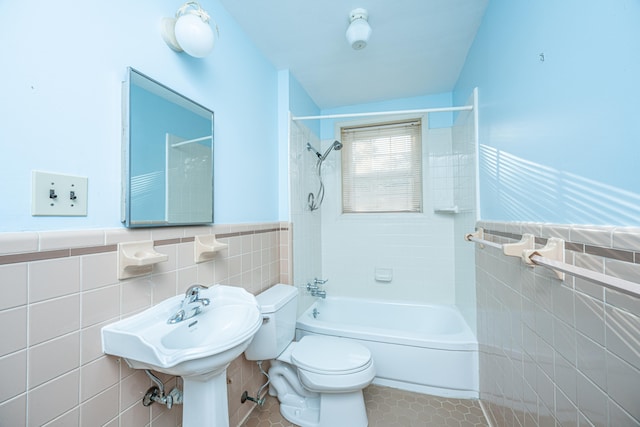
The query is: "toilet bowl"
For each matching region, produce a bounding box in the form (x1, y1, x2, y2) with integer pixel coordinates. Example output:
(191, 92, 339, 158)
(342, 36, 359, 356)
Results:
(244, 284, 375, 427)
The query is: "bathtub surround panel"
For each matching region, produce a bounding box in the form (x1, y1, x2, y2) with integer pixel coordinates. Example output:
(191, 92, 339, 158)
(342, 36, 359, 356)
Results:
(314, 89, 478, 318)
(289, 91, 479, 332)
(289, 120, 323, 314)
(321, 125, 457, 305)
(475, 220, 640, 426)
(0, 222, 290, 427)
(452, 89, 479, 333)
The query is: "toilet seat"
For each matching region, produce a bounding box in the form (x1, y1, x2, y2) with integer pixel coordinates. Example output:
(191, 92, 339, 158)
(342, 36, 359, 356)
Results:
(290, 335, 376, 393)
(291, 335, 373, 374)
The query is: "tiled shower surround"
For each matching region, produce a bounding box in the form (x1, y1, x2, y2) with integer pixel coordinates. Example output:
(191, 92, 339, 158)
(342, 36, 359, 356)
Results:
(0, 222, 291, 427)
(475, 221, 640, 426)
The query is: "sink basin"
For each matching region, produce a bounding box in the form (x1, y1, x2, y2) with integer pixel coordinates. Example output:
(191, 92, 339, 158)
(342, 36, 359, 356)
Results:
(101, 284, 262, 378)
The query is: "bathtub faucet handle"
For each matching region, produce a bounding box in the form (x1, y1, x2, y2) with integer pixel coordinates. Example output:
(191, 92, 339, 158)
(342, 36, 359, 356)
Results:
(313, 278, 328, 285)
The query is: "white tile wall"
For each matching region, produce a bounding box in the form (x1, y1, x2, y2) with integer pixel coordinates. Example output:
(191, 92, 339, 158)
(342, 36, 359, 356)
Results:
(452, 91, 478, 334)
(476, 221, 640, 426)
(289, 104, 479, 327)
(0, 222, 290, 427)
(289, 120, 323, 313)
(320, 121, 458, 305)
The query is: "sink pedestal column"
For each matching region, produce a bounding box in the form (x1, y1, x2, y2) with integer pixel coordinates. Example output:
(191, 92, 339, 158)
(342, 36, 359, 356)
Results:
(182, 369, 229, 427)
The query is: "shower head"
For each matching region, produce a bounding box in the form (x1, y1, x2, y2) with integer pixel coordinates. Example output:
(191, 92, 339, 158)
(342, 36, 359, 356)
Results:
(319, 140, 343, 161)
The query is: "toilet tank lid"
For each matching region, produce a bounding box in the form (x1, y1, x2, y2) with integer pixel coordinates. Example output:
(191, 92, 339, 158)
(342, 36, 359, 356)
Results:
(256, 284, 298, 314)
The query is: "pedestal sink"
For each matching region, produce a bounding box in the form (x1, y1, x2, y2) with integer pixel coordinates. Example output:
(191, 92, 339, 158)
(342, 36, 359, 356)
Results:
(101, 285, 262, 427)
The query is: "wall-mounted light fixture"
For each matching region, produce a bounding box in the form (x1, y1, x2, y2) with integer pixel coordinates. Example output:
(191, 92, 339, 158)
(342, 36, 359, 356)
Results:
(345, 8, 372, 50)
(161, 2, 219, 58)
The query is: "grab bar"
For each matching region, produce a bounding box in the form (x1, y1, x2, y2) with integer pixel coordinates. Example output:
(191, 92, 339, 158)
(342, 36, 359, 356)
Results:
(527, 254, 640, 298)
(466, 228, 640, 299)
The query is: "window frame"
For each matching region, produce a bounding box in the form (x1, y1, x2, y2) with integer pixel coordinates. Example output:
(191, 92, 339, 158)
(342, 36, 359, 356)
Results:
(335, 114, 427, 216)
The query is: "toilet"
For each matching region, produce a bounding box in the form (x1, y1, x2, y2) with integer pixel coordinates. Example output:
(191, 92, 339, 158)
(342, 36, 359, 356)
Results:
(245, 284, 375, 427)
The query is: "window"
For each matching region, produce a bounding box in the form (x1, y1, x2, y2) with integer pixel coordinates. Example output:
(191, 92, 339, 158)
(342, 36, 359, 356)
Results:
(341, 119, 423, 213)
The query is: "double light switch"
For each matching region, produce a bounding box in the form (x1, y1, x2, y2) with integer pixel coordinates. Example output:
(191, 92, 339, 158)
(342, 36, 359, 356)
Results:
(31, 171, 88, 216)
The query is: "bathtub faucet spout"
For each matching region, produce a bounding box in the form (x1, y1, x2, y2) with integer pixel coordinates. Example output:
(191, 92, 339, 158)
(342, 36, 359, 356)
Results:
(312, 290, 326, 299)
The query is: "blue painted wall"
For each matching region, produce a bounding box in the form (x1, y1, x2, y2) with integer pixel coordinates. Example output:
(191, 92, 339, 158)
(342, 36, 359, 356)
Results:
(454, 0, 640, 226)
(289, 72, 321, 137)
(4, 0, 638, 232)
(0, 0, 279, 231)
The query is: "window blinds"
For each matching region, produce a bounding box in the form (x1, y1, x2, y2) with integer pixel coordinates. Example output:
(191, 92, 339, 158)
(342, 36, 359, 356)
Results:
(341, 119, 422, 213)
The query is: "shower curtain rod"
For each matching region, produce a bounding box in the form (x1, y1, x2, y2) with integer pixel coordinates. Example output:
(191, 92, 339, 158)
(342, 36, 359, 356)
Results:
(291, 105, 473, 121)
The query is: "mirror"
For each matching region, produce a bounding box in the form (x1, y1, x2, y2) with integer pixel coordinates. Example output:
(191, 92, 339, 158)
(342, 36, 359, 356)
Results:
(122, 67, 214, 227)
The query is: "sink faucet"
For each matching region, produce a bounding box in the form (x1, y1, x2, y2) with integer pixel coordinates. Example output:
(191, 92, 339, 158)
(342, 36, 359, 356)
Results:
(167, 284, 211, 324)
(183, 284, 211, 311)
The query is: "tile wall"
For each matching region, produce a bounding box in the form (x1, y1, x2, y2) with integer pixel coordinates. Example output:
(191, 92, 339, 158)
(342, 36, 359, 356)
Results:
(0, 222, 291, 427)
(452, 90, 479, 334)
(320, 124, 458, 305)
(475, 221, 640, 426)
(289, 120, 323, 314)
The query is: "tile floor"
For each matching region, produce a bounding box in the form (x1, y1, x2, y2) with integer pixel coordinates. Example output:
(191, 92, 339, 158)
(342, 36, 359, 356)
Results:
(241, 384, 489, 427)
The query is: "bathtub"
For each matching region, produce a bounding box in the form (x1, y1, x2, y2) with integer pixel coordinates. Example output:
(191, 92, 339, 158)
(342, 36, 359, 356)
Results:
(295, 296, 479, 399)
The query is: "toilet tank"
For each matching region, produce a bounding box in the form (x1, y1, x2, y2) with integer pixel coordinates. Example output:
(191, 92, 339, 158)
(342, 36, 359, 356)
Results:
(244, 284, 298, 361)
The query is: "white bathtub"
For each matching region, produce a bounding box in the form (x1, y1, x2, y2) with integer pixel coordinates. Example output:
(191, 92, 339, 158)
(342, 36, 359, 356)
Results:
(295, 296, 479, 398)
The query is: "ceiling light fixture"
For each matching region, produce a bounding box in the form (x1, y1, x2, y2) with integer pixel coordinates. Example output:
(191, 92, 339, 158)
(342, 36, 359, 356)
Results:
(161, 2, 219, 58)
(345, 8, 372, 50)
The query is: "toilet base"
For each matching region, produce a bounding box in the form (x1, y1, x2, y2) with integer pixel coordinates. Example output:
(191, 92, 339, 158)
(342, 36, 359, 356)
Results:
(278, 390, 368, 427)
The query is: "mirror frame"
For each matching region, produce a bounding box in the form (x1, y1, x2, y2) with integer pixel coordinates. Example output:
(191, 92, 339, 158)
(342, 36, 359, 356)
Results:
(121, 67, 214, 228)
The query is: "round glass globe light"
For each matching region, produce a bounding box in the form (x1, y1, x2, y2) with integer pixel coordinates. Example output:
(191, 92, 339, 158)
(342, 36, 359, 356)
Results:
(346, 18, 372, 50)
(174, 14, 216, 58)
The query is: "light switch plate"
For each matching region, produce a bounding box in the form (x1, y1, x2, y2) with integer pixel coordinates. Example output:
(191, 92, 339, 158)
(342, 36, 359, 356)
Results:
(32, 171, 88, 216)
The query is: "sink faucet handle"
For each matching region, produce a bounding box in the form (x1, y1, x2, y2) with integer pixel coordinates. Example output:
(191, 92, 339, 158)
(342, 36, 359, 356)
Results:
(167, 309, 186, 324)
(185, 284, 208, 299)
(313, 278, 328, 285)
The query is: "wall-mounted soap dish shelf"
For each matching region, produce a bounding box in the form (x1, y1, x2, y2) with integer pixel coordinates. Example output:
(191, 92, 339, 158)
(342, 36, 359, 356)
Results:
(434, 206, 460, 214)
(195, 234, 228, 263)
(502, 233, 535, 257)
(118, 240, 169, 280)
